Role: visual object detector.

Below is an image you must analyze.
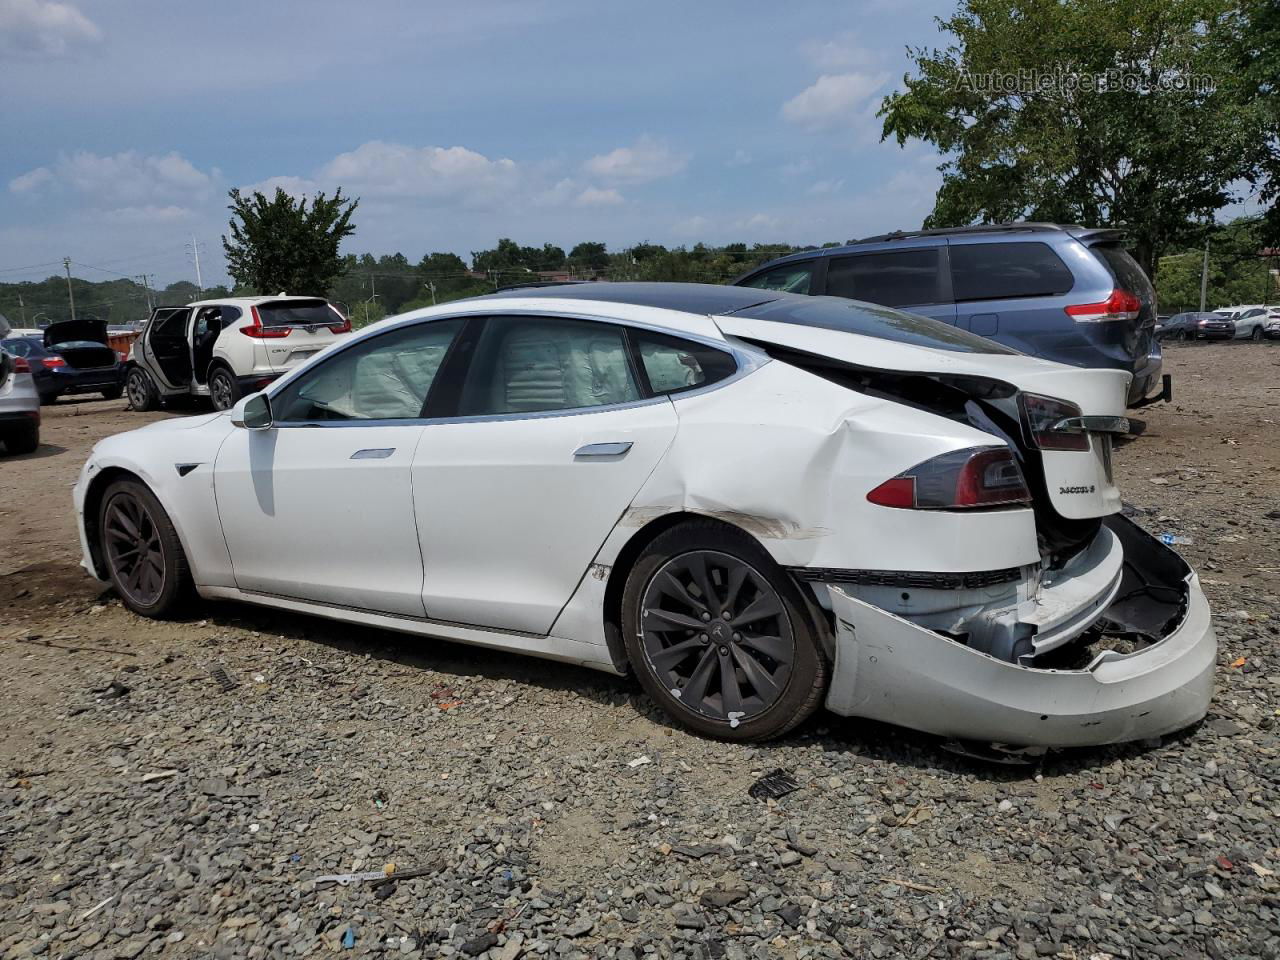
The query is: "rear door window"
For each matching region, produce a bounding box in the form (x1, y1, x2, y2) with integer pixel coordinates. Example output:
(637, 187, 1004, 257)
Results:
(949, 242, 1074, 301)
(458, 316, 641, 416)
(826, 249, 944, 307)
(1090, 244, 1154, 298)
(739, 262, 814, 294)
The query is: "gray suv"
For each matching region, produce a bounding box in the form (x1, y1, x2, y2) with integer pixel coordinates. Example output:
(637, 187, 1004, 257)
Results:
(734, 223, 1166, 407)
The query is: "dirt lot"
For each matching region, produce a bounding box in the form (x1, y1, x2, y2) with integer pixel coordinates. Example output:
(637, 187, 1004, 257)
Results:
(1, 343, 1278, 960)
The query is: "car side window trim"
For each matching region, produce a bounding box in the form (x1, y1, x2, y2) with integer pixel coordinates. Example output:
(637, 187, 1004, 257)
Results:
(264, 309, 767, 428)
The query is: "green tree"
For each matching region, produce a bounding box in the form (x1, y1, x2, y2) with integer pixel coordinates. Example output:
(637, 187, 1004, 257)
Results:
(878, 0, 1259, 277)
(1156, 217, 1278, 311)
(567, 242, 609, 271)
(222, 187, 358, 295)
(1231, 0, 1280, 244)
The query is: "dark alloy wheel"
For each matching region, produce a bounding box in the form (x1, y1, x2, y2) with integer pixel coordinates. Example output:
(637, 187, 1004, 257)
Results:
(209, 368, 239, 411)
(622, 521, 828, 741)
(98, 480, 192, 617)
(1251, 326, 1264, 342)
(126, 367, 159, 411)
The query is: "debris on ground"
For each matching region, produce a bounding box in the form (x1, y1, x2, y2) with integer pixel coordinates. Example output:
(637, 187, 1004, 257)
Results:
(747, 768, 800, 800)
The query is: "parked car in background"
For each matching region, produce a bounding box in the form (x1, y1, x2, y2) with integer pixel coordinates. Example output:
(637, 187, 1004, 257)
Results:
(76, 283, 1215, 747)
(2, 319, 126, 404)
(1157, 312, 1235, 341)
(0, 348, 41, 455)
(1214, 305, 1271, 341)
(1264, 309, 1280, 340)
(125, 296, 352, 412)
(734, 223, 1166, 407)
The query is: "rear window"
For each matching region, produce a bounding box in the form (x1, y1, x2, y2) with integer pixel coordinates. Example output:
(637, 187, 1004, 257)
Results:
(731, 297, 1020, 354)
(949, 242, 1074, 301)
(256, 300, 342, 326)
(1090, 244, 1153, 297)
(826, 249, 944, 307)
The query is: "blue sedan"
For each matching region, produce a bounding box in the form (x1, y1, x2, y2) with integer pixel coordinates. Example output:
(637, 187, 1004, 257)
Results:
(0, 335, 126, 405)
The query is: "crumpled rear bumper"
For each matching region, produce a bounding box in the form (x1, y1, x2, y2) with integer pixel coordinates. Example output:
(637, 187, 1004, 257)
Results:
(821, 516, 1216, 748)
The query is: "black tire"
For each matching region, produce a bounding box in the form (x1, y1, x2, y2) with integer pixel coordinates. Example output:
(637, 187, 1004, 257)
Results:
(37, 391, 58, 405)
(126, 367, 160, 411)
(2, 422, 39, 456)
(622, 520, 828, 742)
(98, 479, 192, 618)
(1251, 326, 1264, 342)
(101, 385, 124, 401)
(208, 367, 240, 412)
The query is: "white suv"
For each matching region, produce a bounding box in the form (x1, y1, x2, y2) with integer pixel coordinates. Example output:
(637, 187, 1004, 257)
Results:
(126, 296, 351, 411)
(1213, 305, 1272, 341)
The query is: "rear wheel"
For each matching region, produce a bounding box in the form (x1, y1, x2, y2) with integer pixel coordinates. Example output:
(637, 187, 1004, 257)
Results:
(37, 391, 58, 405)
(622, 521, 828, 741)
(98, 479, 191, 618)
(208, 367, 240, 412)
(2, 422, 39, 455)
(126, 367, 160, 411)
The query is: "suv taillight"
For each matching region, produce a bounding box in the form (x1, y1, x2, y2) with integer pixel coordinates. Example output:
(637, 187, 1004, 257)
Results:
(329, 316, 352, 334)
(866, 446, 1031, 510)
(240, 306, 292, 339)
(1020, 393, 1089, 452)
(13, 357, 31, 373)
(1064, 289, 1141, 323)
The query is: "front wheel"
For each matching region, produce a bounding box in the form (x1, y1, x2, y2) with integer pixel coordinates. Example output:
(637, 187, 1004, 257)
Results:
(622, 521, 828, 742)
(1251, 326, 1264, 342)
(98, 479, 192, 618)
(126, 367, 160, 411)
(2, 422, 39, 455)
(208, 367, 240, 412)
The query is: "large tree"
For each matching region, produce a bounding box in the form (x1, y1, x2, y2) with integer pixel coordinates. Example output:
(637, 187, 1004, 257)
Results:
(1232, 0, 1280, 245)
(878, 0, 1258, 277)
(222, 187, 358, 295)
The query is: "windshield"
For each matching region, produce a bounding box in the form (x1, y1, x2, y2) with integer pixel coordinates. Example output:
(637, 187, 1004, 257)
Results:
(256, 300, 342, 326)
(729, 296, 1021, 354)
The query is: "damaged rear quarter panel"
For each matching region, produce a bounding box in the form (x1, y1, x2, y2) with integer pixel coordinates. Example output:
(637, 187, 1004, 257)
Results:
(603, 360, 1041, 573)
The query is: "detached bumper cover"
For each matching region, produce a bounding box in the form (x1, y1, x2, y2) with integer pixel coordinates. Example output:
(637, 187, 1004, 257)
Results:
(822, 516, 1215, 747)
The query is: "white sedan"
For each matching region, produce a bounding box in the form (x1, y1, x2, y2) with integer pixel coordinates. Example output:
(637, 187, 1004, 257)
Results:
(73, 284, 1216, 746)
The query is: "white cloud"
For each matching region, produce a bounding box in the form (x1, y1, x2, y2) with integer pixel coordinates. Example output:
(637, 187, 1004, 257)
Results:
(239, 175, 320, 200)
(319, 141, 519, 205)
(584, 136, 686, 183)
(104, 204, 192, 224)
(807, 178, 844, 195)
(574, 186, 623, 207)
(0, 0, 99, 58)
(727, 149, 752, 168)
(781, 72, 889, 132)
(9, 166, 51, 193)
(8, 150, 218, 206)
(801, 35, 881, 73)
(735, 212, 779, 232)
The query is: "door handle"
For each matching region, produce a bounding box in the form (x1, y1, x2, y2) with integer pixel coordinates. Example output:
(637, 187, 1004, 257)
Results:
(351, 448, 395, 460)
(573, 441, 633, 458)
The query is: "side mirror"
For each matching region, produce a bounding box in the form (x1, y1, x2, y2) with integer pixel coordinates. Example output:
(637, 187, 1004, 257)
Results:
(230, 392, 273, 430)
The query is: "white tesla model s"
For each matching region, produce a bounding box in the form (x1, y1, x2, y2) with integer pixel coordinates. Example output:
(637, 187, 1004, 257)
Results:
(73, 284, 1215, 746)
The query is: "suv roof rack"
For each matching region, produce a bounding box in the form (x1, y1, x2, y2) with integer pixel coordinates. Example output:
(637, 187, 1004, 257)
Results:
(851, 222, 1082, 244)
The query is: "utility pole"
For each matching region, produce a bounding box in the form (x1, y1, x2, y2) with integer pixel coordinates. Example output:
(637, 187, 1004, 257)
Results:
(17, 293, 25, 326)
(426, 280, 436, 305)
(188, 234, 204, 293)
(63, 257, 77, 322)
(1198, 238, 1210, 313)
(136, 274, 155, 313)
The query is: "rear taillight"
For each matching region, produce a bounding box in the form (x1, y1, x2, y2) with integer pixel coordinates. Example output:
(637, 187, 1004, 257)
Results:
(117, 351, 129, 362)
(42, 355, 66, 369)
(1064, 289, 1141, 323)
(866, 446, 1031, 510)
(1020, 393, 1089, 452)
(240, 306, 292, 338)
(329, 317, 352, 334)
(13, 357, 31, 373)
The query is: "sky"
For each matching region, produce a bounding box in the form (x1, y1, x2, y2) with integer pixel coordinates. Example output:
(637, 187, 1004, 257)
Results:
(0, 0, 959, 288)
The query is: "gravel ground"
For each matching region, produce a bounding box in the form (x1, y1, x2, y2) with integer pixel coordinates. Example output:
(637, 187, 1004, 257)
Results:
(1, 343, 1278, 960)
